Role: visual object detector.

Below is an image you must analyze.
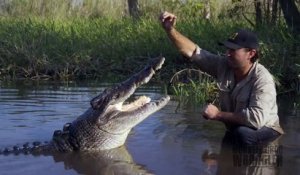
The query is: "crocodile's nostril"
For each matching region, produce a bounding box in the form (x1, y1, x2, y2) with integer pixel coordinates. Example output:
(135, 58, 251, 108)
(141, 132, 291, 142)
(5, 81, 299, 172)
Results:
(63, 123, 71, 131)
(53, 130, 62, 137)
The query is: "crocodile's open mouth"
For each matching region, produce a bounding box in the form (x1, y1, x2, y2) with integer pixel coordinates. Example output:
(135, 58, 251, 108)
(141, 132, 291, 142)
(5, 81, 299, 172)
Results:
(85, 56, 170, 135)
(90, 56, 169, 113)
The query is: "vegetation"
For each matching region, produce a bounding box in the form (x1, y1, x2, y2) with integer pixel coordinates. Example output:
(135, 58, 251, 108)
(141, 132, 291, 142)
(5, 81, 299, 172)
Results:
(0, 17, 171, 80)
(169, 69, 219, 107)
(0, 0, 299, 102)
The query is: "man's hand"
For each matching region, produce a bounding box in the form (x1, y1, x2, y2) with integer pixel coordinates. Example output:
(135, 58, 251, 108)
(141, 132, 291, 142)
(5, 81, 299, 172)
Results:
(159, 11, 177, 31)
(202, 104, 247, 126)
(158, 11, 196, 59)
(202, 104, 220, 120)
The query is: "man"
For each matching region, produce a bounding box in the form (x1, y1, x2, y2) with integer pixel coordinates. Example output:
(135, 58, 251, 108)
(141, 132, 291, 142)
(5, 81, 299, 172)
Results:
(159, 11, 283, 145)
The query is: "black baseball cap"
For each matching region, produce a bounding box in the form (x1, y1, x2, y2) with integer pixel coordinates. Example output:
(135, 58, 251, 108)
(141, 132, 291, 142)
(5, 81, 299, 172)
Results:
(219, 29, 259, 50)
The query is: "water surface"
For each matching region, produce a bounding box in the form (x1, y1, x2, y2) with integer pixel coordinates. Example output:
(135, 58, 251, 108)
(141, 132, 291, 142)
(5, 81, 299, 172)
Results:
(0, 80, 299, 175)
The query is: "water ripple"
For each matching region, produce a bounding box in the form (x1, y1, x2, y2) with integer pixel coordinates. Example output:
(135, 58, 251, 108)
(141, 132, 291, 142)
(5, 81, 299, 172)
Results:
(0, 81, 297, 175)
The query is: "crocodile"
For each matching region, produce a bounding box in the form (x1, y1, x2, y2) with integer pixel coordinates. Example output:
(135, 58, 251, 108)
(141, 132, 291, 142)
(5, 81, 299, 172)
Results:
(0, 56, 170, 155)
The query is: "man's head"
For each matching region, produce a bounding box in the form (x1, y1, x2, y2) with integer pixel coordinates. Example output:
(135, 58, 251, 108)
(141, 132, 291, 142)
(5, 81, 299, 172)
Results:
(219, 29, 259, 68)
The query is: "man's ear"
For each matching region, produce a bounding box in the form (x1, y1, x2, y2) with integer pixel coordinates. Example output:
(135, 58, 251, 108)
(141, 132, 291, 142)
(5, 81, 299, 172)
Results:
(249, 49, 257, 58)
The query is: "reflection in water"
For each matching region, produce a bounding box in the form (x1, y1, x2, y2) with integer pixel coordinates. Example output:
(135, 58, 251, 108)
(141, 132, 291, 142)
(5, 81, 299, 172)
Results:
(215, 133, 282, 175)
(200, 137, 283, 175)
(0, 146, 152, 175)
(51, 146, 152, 175)
(0, 81, 300, 175)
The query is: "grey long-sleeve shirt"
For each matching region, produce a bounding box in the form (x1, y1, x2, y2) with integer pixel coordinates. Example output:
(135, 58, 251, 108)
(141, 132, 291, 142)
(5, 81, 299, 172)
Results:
(192, 46, 284, 134)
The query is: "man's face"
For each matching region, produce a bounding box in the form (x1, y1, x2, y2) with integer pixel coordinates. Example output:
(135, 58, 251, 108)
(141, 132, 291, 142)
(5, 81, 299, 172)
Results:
(226, 48, 256, 69)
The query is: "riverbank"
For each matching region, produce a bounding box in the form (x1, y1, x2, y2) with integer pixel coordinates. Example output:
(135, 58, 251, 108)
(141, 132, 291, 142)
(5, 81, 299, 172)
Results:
(0, 15, 298, 96)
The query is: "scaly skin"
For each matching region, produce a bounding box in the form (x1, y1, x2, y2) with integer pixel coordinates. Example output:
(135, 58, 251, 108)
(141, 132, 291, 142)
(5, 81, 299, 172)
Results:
(0, 56, 170, 155)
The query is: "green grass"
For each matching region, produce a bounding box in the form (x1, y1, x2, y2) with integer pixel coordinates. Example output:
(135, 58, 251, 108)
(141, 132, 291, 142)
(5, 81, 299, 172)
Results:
(171, 80, 218, 107)
(0, 0, 299, 103)
(0, 17, 297, 82)
(0, 17, 175, 80)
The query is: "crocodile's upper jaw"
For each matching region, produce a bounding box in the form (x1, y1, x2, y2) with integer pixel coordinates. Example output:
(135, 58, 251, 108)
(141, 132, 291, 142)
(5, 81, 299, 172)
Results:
(65, 56, 170, 151)
(95, 56, 170, 134)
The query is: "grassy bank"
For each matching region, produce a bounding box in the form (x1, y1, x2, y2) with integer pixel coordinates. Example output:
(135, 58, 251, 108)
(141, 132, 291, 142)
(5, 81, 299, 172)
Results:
(0, 1, 299, 99)
(0, 17, 172, 80)
(0, 17, 296, 80)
